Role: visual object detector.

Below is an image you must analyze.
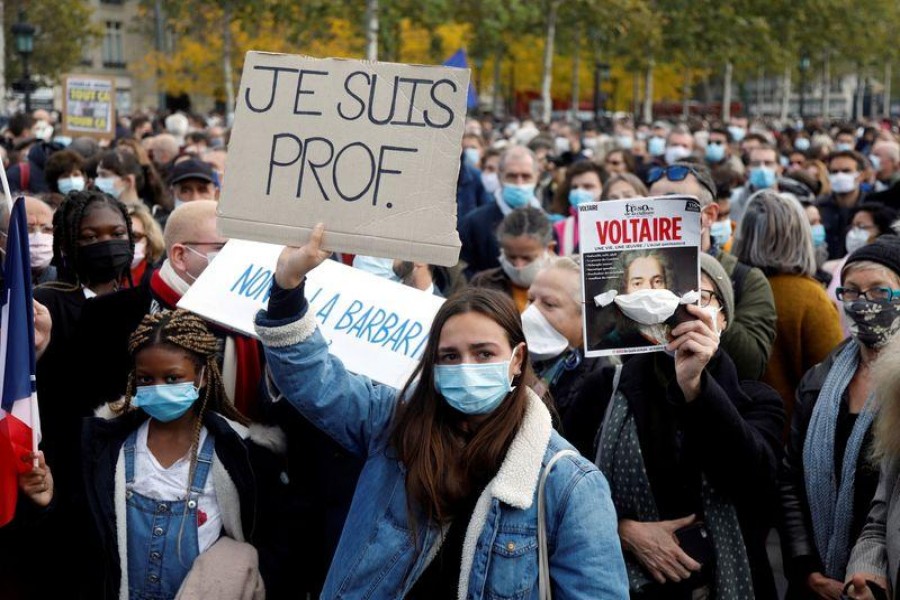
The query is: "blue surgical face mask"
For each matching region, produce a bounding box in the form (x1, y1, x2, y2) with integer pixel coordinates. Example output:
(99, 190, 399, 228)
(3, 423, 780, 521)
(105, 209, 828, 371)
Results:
(58, 176, 85, 195)
(502, 183, 534, 208)
(835, 142, 853, 152)
(353, 255, 401, 281)
(648, 136, 666, 157)
(727, 126, 746, 142)
(705, 142, 726, 163)
(795, 137, 810, 151)
(749, 166, 776, 189)
(811, 223, 826, 247)
(95, 176, 122, 199)
(568, 188, 595, 207)
(133, 379, 202, 422)
(710, 219, 732, 247)
(869, 154, 881, 172)
(433, 348, 517, 415)
(463, 147, 481, 168)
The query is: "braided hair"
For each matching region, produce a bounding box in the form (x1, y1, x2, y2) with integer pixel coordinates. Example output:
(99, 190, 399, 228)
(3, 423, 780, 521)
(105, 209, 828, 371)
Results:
(124, 309, 249, 562)
(124, 309, 249, 427)
(49, 189, 134, 287)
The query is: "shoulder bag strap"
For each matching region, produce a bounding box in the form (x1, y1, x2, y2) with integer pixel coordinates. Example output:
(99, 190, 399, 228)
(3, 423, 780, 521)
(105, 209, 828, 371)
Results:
(538, 448, 579, 600)
(594, 363, 623, 467)
(20, 161, 30, 191)
(563, 217, 576, 256)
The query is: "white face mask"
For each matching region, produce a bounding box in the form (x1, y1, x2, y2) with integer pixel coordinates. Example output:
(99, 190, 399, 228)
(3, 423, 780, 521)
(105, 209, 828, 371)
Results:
(845, 227, 870, 255)
(703, 305, 722, 337)
(615, 134, 634, 150)
(499, 252, 546, 288)
(481, 172, 501, 195)
(521, 303, 570, 361)
(665, 145, 692, 165)
(131, 240, 147, 269)
(594, 288, 700, 325)
(182, 245, 219, 283)
(33, 120, 53, 142)
(28, 232, 53, 270)
(830, 172, 858, 194)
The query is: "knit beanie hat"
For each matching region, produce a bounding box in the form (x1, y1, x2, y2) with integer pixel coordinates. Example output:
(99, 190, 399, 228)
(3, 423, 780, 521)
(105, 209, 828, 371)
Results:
(700, 253, 735, 324)
(841, 234, 900, 284)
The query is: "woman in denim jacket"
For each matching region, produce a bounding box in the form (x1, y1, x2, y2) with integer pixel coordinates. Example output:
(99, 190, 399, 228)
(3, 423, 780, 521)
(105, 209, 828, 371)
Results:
(255, 224, 628, 599)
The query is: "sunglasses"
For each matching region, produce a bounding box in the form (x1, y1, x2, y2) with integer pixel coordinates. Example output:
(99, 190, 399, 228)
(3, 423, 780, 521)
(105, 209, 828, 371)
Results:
(646, 164, 717, 200)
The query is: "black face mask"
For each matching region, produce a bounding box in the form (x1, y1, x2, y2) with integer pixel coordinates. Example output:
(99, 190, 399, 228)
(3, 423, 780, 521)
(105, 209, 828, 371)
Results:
(76, 239, 133, 285)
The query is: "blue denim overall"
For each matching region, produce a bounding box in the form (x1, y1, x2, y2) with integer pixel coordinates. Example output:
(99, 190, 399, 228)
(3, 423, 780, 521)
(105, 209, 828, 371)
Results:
(124, 431, 215, 600)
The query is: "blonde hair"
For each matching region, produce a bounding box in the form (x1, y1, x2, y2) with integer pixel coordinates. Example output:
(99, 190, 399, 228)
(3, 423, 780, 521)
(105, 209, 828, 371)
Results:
(127, 203, 165, 263)
(872, 332, 900, 461)
(539, 255, 582, 305)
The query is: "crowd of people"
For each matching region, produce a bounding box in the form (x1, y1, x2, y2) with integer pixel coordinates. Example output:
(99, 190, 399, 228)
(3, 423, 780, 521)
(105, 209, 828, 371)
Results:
(3, 105, 900, 600)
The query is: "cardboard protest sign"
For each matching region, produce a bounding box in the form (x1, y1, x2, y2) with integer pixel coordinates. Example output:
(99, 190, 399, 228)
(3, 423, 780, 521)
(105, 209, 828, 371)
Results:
(578, 196, 701, 357)
(177, 239, 445, 388)
(61, 75, 116, 140)
(217, 52, 470, 267)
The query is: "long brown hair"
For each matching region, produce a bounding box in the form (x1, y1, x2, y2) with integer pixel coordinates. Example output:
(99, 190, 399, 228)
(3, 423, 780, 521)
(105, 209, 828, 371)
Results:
(390, 288, 538, 526)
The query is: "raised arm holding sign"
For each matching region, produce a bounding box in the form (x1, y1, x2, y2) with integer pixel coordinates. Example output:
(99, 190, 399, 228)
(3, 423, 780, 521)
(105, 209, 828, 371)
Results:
(218, 52, 470, 266)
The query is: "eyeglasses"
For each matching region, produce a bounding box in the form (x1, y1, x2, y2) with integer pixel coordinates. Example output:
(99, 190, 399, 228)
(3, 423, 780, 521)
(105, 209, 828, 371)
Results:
(835, 286, 900, 302)
(182, 241, 226, 249)
(699, 289, 720, 308)
(646, 164, 717, 199)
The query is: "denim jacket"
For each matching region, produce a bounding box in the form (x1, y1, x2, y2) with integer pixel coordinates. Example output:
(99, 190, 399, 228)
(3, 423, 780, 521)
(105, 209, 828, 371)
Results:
(256, 307, 628, 600)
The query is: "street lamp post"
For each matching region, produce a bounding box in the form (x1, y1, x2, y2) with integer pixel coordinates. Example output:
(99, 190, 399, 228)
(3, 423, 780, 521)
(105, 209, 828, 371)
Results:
(12, 13, 36, 113)
(799, 55, 810, 119)
(593, 61, 610, 122)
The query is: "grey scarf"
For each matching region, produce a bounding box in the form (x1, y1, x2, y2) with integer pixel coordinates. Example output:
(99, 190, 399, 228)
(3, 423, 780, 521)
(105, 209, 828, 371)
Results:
(803, 341, 877, 580)
(595, 372, 754, 599)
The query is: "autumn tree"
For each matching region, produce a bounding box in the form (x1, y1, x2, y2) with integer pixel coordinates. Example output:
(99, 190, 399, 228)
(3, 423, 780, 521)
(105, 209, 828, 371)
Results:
(3, 0, 99, 85)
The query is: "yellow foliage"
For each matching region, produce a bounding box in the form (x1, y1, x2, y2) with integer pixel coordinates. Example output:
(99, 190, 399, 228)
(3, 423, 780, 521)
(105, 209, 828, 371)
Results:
(137, 9, 690, 112)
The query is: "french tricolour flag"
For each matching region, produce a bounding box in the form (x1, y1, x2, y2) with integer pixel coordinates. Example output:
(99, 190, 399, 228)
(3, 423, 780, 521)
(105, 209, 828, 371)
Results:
(0, 196, 40, 527)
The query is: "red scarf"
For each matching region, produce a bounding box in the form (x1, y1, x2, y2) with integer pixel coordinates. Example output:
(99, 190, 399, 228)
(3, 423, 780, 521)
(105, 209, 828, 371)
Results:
(150, 270, 263, 420)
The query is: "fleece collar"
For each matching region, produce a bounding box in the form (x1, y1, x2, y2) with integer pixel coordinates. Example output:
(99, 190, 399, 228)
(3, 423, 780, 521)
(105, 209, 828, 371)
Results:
(489, 387, 553, 509)
(457, 388, 552, 599)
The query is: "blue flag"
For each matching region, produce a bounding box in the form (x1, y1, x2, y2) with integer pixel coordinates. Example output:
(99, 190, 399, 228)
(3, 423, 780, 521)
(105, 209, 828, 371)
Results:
(443, 48, 478, 110)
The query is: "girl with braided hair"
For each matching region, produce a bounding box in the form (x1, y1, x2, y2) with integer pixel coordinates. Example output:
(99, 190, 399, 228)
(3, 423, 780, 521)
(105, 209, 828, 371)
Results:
(79, 309, 291, 599)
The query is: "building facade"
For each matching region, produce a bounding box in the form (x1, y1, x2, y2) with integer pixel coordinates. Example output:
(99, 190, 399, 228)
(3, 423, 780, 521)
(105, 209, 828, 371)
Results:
(54, 0, 158, 114)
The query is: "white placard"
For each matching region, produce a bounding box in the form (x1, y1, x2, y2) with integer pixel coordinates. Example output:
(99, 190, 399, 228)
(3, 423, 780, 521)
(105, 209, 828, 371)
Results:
(178, 239, 444, 388)
(217, 52, 469, 266)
